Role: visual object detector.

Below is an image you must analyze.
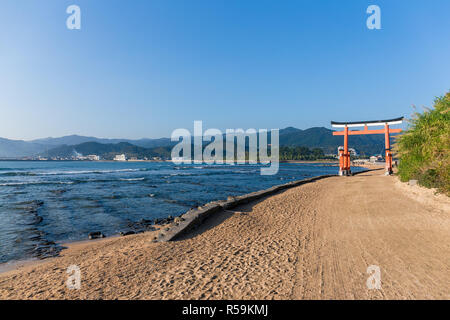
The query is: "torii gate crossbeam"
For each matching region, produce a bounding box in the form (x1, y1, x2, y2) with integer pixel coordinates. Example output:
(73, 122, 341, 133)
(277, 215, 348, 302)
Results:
(331, 117, 404, 176)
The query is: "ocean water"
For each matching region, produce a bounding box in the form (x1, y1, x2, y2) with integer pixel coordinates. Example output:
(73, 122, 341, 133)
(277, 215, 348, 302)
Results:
(0, 161, 364, 264)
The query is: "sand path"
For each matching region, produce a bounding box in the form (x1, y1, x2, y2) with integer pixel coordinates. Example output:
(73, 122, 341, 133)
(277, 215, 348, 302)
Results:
(0, 171, 449, 299)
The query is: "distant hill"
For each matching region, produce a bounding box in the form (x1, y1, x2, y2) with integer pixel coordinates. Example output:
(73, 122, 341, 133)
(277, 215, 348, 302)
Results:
(43, 142, 171, 160)
(0, 127, 396, 158)
(0, 138, 49, 158)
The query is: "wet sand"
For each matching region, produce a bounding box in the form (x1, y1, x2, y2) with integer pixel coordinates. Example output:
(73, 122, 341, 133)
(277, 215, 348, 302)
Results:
(0, 170, 449, 299)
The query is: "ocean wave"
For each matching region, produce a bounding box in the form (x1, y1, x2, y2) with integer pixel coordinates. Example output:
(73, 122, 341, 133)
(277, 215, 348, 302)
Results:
(231, 169, 259, 174)
(0, 168, 148, 177)
(0, 181, 74, 186)
(164, 173, 194, 179)
(39, 168, 145, 175)
(0, 176, 151, 186)
(0, 172, 37, 177)
(119, 177, 146, 181)
(167, 169, 256, 178)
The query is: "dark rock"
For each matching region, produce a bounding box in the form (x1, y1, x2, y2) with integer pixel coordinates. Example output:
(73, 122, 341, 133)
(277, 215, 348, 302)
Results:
(139, 218, 152, 225)
(51, 189, 67, 195)
(120, 231, 136, 236)
(32, 200, 44, 207)
(88, 231, 105, 240)
(30, 242, 64, 260)
(41, 240, 56, 246)
(28, 235, 42, 241)
(123, 218, 158, 234)
(24, 215, 43, 225)
(174, 217, 184, 223)
(152, 216, 176, 226)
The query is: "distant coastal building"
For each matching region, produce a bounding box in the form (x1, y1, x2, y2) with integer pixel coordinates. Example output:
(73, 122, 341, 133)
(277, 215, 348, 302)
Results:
(337, 146, 358, 157)
(114, 154, 127, 161)
(75, 154, 99, 161)
(172, 156, 189, 163)
(87, 155, 100, 161)
(349, 148, 358, 157)
(369, 156, 378, 163)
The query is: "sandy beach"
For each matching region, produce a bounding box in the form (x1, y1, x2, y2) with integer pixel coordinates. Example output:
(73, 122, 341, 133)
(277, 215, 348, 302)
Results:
(0, 170, 449, 300)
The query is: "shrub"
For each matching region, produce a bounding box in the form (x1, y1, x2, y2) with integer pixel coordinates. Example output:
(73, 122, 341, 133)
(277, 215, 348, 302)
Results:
(395, 91, 450, 195)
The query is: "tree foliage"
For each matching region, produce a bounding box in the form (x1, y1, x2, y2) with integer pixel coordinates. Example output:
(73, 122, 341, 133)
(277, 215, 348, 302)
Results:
(279, 146, 331, 160)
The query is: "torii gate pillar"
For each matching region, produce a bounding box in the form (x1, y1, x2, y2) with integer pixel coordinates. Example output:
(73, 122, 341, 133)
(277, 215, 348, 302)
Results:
(340, 126, 351, 176)
(384, 123, 393, 175)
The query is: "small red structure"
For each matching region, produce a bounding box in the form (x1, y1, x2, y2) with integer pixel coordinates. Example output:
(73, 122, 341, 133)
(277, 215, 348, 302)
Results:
(331, 117, 404, 176)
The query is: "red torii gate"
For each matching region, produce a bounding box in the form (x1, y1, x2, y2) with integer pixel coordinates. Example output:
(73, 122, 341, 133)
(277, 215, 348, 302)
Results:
(331, 117, 404, 176)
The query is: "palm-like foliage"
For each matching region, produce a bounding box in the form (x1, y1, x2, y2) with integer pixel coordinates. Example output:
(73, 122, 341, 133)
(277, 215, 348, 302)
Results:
(395, 92, 450, 195)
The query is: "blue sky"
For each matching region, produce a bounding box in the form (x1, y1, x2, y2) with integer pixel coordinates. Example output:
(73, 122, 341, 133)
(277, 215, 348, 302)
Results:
(0, 0, 449, 140)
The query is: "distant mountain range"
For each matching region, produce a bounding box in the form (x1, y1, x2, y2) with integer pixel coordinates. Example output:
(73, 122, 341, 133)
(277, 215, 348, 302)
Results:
(0, 135, 174, 158)
(30, 135, 173, 149)
(0, 127, 393, 159)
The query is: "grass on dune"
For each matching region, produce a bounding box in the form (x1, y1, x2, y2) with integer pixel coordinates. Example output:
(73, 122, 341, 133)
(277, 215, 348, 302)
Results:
(395, 91, 450, 195)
